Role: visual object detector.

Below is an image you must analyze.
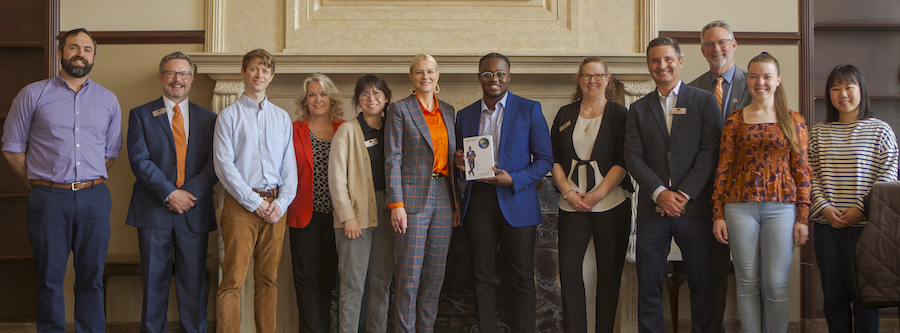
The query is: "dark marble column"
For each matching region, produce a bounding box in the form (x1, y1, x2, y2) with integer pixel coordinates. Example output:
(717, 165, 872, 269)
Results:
(436, 176, 564, 332)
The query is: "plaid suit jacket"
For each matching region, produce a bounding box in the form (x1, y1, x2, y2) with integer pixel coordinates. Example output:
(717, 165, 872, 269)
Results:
(385, 94, 458, 214)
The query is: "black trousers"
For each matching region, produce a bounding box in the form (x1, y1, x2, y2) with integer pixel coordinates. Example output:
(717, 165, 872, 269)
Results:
(558, 199, 631, 333)
(636, 215, 716, 333)
(464, 182, 537, 333)
(711, 231, 731, 333)
(289, 211, 338, 333)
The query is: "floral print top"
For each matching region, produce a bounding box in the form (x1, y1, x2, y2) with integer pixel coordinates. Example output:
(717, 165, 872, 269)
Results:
(712, 109, 813, 224)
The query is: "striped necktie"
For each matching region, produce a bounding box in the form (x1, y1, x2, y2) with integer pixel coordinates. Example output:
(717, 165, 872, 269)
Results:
(715, 77, 724, 114)
(172, 105, 187, 188)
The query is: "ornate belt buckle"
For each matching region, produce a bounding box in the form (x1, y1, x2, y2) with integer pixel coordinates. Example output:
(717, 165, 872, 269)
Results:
(71, 181, 83, 191)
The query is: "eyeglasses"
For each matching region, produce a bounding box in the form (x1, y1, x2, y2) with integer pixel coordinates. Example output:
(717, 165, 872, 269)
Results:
(480, 71, 508, 81)
(579, 73, 609, 81)
(162, 71, 193, 79)
(359, 91, 384, 100)
(702, 39, 733, 49)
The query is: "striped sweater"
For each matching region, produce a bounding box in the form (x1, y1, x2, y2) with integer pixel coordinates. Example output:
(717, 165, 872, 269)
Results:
(808, 118, 899, 225)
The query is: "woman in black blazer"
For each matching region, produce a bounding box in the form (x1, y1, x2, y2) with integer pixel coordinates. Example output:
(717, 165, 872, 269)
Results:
(550, 56, 633, 333)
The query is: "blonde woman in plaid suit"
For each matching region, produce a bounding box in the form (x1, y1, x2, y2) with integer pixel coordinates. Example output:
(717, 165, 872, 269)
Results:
(385, 53, 459, 333)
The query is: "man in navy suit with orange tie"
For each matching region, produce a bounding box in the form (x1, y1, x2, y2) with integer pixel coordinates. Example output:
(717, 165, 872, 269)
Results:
(126, 51, 218, 333)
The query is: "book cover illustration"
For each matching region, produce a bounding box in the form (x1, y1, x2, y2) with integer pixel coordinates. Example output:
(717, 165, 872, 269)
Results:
(463, 135, 495, 180)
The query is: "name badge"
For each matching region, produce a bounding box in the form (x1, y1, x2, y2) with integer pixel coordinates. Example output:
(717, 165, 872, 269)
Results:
(364, 138, 379, 148)
(152, 108, 167, 117)
(671, 107, 687, 115)
(559, 121, 571, 132)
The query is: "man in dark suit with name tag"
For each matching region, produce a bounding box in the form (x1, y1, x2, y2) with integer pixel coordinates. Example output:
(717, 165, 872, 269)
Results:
(126, 51, 218, 333)
(688, 20, 751, 333)
(454, 53, 553, 333)
(624, 37, 723, 333)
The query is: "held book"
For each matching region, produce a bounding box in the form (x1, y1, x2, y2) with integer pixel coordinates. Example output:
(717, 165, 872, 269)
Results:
(462, 135, 495, 180)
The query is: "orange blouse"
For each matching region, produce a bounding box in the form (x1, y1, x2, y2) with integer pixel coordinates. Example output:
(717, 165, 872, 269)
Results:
(712, 109, 813, 224)
(417, 94, 450, 178)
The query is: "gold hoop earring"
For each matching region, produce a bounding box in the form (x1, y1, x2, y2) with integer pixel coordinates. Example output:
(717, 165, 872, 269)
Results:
(434, 83, 441, 94)
(411, 88, 416, 95)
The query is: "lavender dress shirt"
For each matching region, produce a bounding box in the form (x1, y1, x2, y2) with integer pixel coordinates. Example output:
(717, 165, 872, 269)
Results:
(2, 75, 122, 183)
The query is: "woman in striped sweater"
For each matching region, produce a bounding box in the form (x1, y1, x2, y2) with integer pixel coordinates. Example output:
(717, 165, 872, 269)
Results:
(810, 64, 899, 333)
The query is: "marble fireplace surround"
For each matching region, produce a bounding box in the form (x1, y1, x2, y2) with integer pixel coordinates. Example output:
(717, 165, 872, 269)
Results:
(196, 0, 659, 331)
(192, 53, 653, 333)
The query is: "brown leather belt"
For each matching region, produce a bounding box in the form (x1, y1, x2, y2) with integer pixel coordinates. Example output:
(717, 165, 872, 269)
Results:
(31, 178, 105, 191)
(253, 187, 279, 198)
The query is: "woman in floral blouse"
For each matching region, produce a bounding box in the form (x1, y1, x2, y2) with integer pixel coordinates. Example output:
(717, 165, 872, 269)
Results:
(711, 52, 812, 333)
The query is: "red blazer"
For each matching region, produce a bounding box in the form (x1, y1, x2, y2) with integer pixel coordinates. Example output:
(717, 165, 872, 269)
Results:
(286, 119, 345, 228)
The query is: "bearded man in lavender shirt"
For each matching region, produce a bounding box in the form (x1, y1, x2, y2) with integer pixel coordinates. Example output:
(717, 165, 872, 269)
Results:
(2, 28, 122, 333)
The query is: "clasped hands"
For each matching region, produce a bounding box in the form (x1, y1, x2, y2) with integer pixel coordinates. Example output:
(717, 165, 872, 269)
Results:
(254, 200, 283, 224)
(166, 189, 196, 214)
(657, 190, 688, 217)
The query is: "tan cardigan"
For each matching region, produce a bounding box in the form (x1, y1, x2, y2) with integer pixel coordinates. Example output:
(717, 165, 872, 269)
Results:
(328, 118, 380, 229)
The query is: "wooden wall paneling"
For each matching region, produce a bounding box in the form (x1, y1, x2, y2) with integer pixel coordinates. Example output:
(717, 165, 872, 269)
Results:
(800, 0, 817, 331)
(812, 31, 900, 96)
(47, 0, 59, 78)
(0, 48, 46, 118)
(0, 259, 38, 322)
(0, 0, 45, 42)
(658, 31, 801, 45)
(814, 0, 900, 23)
(56, 30, 205, 45)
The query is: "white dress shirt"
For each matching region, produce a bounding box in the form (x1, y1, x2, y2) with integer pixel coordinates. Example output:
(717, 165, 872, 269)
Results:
(479, 92, 508, 167)
(213, 94, 298, 215)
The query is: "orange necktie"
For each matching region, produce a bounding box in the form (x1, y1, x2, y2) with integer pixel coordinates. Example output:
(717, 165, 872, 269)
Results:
(172, 105, 187, 188)
(715, 77, 724, 114)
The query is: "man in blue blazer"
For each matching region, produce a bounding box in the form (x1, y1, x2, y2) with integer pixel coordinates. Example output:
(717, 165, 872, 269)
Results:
(624, 37, 723, 333)
(454, 53, 553, 333)
(126, 52, 218, 333)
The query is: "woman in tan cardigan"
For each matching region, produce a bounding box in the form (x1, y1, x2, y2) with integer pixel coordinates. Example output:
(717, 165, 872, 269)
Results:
(328, 74, 394, 333)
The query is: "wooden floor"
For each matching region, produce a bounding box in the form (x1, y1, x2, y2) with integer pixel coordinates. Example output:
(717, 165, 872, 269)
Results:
(1, 319, 898, 333)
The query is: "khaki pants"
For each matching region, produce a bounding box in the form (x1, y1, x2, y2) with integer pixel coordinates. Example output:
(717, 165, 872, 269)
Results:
(216, 193, 286, 333)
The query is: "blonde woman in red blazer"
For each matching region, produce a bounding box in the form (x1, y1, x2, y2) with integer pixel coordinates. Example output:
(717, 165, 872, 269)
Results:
(286, 73, 345, 333)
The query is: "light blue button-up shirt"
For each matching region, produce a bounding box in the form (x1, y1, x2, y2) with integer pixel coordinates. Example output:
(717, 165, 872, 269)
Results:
(213, 94, 297, 215)
(479, 92, 508, 167)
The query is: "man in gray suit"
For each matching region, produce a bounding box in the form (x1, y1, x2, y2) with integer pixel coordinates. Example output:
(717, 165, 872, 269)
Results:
(688, 20, 751, 333)
(689, 20, 751, 121)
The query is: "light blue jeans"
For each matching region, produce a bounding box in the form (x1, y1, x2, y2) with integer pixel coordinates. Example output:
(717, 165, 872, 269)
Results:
(724, 201, 796, 333)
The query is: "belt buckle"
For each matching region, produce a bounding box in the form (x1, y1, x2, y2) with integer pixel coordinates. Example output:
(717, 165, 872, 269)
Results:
(71, 181, 82, 191)
(431, 172, 440, 179)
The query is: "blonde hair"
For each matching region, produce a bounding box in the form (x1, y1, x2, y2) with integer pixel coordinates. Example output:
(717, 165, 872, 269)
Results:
(409, 53, 439, 73)
(296, 73, 344, 122)
(748, 52, 800, 153)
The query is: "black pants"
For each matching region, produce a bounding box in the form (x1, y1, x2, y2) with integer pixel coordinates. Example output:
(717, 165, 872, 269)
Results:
(814, 223, 879, 333)
(711, 230, 731, 333)
(636, 215, 716, 333)
(464, 182, 537, 333)
(289, 211, 338, 333)
(558, 199, 631, 333)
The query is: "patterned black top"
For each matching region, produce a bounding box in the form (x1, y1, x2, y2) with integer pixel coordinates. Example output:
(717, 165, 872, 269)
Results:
(310, 130, 333, 214)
